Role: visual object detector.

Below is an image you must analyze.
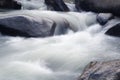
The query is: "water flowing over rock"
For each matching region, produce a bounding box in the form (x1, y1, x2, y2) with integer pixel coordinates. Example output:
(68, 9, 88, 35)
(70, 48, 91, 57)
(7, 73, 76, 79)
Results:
(75, 0, 120, 16)
(1, 1, 120, 80)
(78, 59, 120, 80)
(0, 10, 97, 37)
(45, 0, 69, 11)
(0, 0, 21, 9)
(0, 11, 69, 37)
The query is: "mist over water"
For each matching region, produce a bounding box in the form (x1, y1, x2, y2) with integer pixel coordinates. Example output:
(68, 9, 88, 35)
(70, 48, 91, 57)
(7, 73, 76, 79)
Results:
(0, 0, 120, 80)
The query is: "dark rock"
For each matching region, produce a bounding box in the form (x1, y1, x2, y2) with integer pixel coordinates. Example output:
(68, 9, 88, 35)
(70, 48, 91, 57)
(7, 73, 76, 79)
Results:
(75, 0, 120, 16)
(0, 0, 21, 9)
(45, 0, 70, 11)
(78, 59, 120, 80)
(97, 13, 114, 25)
(0, 11, 72, 37)
(0, 11, 97, 37)
(0, 15, 55, 37)
(75, 0, 81, 11)
(105, 23, 120, 37)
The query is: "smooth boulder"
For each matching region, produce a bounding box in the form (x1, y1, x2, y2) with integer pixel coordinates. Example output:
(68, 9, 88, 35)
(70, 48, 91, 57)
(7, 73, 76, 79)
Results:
(0, 11, 97, 37)
(106, 23, 120, 37)
(75, 0, 120, 16)
(78, 60, 120, 80)
(97, 13, 114, 25)
(0, 0, 21, 9)
(45, 0, 69, 11)
(0, 15, 55, 37)
(0, 11, 70, 37)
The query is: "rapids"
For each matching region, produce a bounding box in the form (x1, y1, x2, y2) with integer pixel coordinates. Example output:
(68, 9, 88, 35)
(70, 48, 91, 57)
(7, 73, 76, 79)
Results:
(0, 22, 120, 80)
(16, 0, 47, 10)
(0, 0, 120, 80)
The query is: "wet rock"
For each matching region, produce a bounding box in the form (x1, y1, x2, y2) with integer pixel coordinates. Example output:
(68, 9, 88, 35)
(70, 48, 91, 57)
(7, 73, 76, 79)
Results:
(0, 15, 55, 37)
(45, 0, 69, 11)
(75, 0, 120, 16)
(78, 59, 120, 80)
(75, 0, 81, 11)
(97, 13, 114, 25)
(0, 11, 72, 37)
(0, 10, 97, 37)
(106, 23, 120, 37)
(0, 0, 21, 9)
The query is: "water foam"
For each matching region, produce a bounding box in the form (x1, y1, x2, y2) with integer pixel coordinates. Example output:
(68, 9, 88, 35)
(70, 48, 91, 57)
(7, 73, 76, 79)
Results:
(0, 25, 120, 80)
(16, 0, 47, 10)
(0, 1, 120, 79)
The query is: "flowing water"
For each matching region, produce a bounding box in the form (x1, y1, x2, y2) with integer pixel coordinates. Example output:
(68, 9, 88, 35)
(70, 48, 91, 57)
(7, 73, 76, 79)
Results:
(16, 0, 47, 10)
(0, 0, 120, 80)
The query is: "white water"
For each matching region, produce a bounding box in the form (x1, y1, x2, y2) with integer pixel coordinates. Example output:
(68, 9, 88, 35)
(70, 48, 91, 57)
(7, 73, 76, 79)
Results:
(16, 0, 76, 11)
(0, 23, 120, 80)
(16, 0, 47, 10)
(0, 1, 120, 80)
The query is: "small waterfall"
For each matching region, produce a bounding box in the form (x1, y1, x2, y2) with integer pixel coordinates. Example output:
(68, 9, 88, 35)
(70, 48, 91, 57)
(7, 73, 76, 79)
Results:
(15, 0, 76, 11)
(16, 0, 47, 10)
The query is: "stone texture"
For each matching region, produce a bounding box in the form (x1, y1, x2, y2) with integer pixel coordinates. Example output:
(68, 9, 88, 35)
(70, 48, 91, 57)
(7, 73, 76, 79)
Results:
(78, 60, 120, 80)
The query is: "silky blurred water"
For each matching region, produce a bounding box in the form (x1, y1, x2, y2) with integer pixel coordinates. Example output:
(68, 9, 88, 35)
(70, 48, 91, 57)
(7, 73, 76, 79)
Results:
(0, 0, 120, 80)
(0, 22, 120, 80)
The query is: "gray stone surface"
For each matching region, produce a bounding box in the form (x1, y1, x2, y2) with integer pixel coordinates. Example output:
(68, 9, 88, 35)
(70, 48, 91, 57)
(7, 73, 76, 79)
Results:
(78, 60, 120, 80)
(0, 15, 54, 37)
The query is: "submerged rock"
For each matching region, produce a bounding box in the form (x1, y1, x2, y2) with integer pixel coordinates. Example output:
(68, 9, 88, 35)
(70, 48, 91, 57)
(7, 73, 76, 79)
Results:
(106, 23, 120, 37)
(45, 0, 69, 11)
(78, 59, 120, 80)
(75, 0, 120, 16)
(0, 0, 21, 9)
